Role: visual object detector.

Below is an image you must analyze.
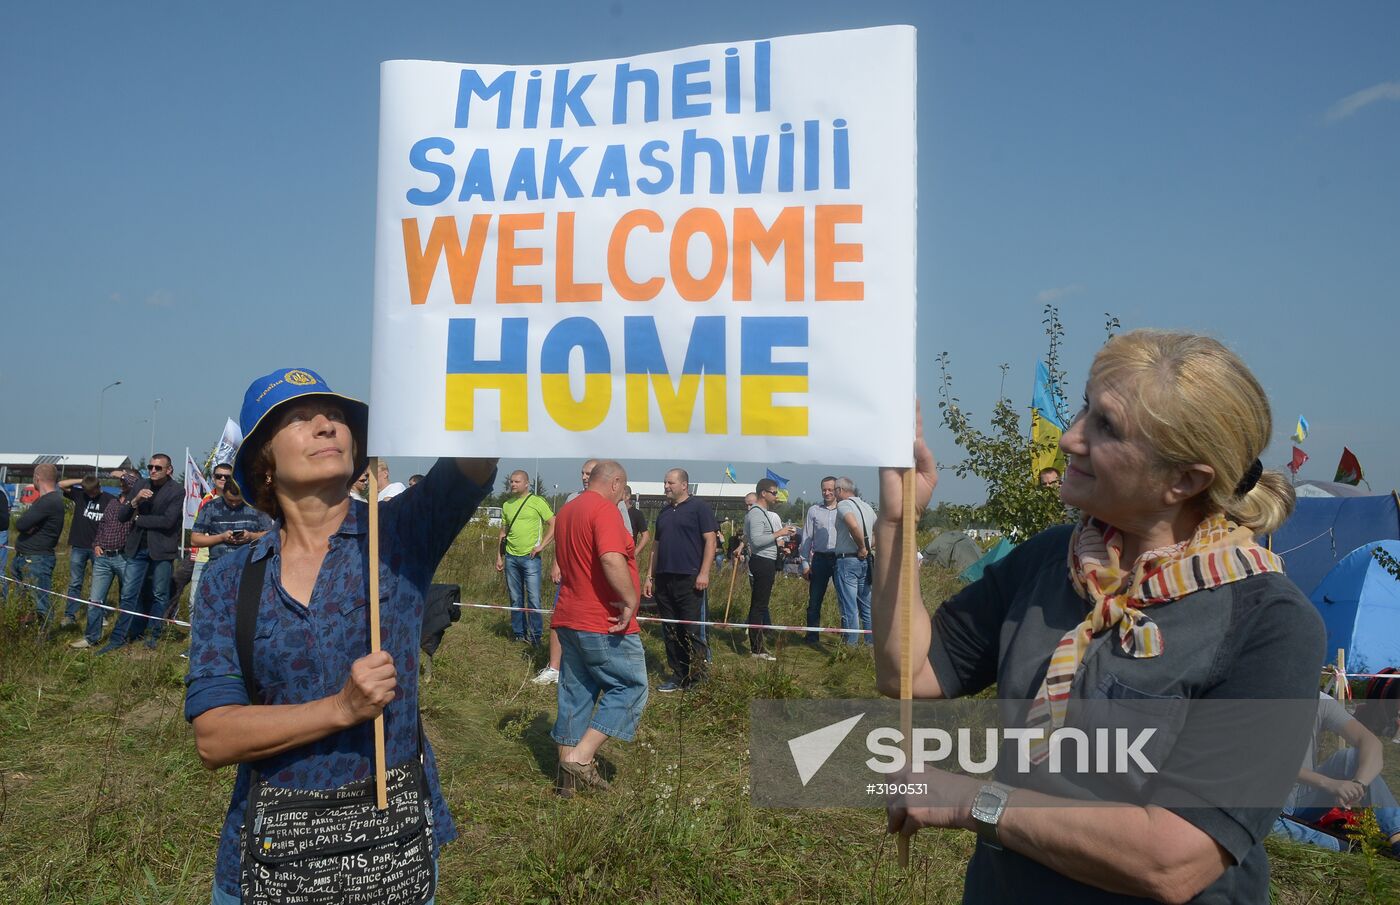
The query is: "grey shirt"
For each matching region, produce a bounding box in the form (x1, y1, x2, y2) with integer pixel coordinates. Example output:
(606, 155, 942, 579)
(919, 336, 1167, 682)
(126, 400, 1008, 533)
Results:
(834, 497, 875, 555)
(928, 525, 1325, 905)
(15, 490, 65, 555)
(744, 506, 783, 561)
(1301, 692, 1352, 774)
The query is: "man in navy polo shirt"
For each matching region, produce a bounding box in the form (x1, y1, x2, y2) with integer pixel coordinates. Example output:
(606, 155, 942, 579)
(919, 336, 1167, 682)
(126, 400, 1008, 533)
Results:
(642, 468, 718, 691)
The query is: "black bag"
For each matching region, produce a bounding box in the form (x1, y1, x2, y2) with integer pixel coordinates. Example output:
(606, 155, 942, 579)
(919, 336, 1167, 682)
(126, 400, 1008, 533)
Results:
(421, 583, 461, 658)
(234, 556, 436, 904)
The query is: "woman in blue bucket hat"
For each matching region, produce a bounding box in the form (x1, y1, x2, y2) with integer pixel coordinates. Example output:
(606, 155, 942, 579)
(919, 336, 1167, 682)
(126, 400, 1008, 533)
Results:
(183, 367, 496, 904)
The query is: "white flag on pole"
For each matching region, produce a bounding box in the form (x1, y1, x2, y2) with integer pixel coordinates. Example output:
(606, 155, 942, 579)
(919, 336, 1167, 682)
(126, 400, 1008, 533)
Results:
(213, 417, 243, 467)
(184, 447, 211, 531)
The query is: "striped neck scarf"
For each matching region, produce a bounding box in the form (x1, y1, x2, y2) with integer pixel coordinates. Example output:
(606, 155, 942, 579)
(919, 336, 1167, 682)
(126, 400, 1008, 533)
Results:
(1025, 513, 1282, 762)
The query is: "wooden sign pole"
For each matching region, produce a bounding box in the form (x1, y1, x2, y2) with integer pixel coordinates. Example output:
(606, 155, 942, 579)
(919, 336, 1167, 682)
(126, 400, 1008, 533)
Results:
(897, 467, 917, 868)
(1336, 648, 1348, 750)
(367, 458, 388, 810)
(722, 554, 741, 623)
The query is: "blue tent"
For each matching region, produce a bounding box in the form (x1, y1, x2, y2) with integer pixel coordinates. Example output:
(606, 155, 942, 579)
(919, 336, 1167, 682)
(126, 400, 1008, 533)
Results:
(959, 537, 1015, 584)
(1310, 540, 1400, 675)
(1267, 493, 1400, 596)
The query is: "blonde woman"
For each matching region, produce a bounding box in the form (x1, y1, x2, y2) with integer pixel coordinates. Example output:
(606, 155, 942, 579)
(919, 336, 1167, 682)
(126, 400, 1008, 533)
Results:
(872, 331, 1324, 904)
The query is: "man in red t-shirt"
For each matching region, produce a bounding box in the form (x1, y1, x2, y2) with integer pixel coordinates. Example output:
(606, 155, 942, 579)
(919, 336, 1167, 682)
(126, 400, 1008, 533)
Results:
(550, 460, 647, 795)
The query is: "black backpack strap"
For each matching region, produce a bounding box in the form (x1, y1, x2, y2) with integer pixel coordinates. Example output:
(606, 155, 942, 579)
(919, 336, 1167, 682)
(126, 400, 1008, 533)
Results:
(235, 554, 271, 705)
(505, 493, 531, 532)
(855, 502, 872, 550)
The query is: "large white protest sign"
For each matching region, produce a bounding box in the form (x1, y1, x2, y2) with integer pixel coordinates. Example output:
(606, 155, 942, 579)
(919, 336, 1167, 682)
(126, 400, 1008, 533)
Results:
(370, 27, 915, 466)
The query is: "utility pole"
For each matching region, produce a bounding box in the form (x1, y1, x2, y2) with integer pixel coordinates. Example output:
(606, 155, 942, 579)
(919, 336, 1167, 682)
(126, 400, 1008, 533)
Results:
(149, 397, 162, 460)
(96, 379, 122, 475)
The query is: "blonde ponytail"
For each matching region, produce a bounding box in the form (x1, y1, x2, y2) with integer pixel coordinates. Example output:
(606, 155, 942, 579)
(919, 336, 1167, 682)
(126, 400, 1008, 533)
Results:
(1089, 330, 1294, 533)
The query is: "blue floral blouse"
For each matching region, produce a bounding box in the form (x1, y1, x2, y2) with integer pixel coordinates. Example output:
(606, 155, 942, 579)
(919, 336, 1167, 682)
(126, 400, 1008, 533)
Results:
(184, 458, 493, 898)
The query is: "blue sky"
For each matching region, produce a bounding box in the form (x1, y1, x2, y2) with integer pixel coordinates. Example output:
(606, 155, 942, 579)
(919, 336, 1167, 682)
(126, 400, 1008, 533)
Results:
(2, 1, 1396, 504)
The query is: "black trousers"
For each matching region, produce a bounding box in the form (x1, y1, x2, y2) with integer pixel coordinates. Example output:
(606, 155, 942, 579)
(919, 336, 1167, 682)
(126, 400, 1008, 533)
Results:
(165, 557, 197, 623)
(654, 572, 709, 685)
(746, 556, 777, 654)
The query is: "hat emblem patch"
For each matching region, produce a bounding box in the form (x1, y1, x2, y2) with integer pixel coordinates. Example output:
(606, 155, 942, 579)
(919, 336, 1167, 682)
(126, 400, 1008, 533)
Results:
(284, 369, 317, 386)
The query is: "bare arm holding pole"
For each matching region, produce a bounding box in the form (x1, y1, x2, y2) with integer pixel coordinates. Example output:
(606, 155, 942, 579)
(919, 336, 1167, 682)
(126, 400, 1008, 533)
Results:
(871, 407, 943, 701)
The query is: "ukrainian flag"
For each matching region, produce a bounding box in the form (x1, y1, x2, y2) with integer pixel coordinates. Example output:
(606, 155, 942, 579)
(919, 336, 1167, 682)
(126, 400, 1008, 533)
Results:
(765, 468, 790, 502)
(1031, 361, 1068, 479)
(1293, 415, 1309, 443)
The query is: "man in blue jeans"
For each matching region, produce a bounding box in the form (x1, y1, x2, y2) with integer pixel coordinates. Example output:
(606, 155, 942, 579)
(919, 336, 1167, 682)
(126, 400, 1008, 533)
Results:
(69, 472, 139, 649)
(13, 463, 65, 628)
(550, 460, 647, 795)
(57, 475, 116, 627)
(832, 476, 876, 645)
(100, 454, 184, 652)
(1272, 691, 1400, 856)
(495, 469, 555, 645)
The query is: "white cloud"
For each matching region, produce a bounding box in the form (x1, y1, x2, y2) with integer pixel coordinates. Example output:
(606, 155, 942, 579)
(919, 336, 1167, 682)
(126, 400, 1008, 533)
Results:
(1326, 81, 1400, 123)
(1035, 283, 1084, 303)
(145, 290, 176, 308)
(108, 292, 124, 304)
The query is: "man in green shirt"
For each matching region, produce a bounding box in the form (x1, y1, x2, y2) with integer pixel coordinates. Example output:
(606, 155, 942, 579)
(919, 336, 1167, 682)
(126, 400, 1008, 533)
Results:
(496, 469, 555, 644)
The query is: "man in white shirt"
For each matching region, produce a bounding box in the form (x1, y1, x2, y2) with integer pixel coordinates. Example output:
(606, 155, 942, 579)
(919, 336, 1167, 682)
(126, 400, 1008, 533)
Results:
(798, 476, 840, 645)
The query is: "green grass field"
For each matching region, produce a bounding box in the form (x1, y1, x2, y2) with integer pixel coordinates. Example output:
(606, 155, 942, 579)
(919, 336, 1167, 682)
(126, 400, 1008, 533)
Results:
(2, 522, 1398, 903)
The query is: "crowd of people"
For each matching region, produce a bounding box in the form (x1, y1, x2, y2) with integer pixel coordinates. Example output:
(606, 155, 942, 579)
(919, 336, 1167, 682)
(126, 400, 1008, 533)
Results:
(3, 456, 276, 655)
(492, 455, 880, 798)
(492, 458, 882, 691)
(6, 331, 1398, 904)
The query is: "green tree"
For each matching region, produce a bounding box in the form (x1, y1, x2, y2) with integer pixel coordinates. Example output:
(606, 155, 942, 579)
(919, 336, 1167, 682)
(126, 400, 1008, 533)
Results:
(1375, 547, 1400, 582)
(775, 497, 807, 523)
(933, 304, 1103, 540)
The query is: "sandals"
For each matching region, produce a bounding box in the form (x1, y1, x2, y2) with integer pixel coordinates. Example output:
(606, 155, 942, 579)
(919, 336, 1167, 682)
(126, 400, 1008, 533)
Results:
(554, 766, 576, 799)
(559, 759, 613, 792)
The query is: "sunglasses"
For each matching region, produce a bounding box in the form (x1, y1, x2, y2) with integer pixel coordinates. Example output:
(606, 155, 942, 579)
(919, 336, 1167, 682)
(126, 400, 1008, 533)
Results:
(214, 474, 231, 481)
(149, 465, 167, 472)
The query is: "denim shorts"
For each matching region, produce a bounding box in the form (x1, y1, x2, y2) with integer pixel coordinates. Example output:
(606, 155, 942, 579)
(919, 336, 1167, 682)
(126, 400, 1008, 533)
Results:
(551, 628, 649, 746)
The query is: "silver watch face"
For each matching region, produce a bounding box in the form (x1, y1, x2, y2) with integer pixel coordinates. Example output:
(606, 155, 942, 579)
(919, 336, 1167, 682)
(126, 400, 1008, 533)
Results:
(971, 788, 1004, 822)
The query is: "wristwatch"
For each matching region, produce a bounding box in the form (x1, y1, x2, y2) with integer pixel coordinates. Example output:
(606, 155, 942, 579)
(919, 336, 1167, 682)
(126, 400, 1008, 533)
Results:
(970, 781, 1014, 849)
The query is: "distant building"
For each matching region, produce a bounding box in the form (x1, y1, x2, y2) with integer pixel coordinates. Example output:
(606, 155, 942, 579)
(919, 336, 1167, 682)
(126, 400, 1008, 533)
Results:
(0, 453, 136, 491)
(626, 480, 754, 523)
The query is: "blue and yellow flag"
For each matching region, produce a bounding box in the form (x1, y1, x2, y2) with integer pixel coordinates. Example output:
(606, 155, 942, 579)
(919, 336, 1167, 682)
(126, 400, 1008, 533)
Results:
(1031, 361, 1068, 480)
(1293, 415, 1309, 443)
(765, 468, 790, 502)
(724, 464, 738, 483)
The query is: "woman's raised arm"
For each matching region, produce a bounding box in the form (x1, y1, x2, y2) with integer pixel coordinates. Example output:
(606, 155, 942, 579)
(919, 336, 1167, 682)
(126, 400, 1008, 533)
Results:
(871, 403, 944, 699)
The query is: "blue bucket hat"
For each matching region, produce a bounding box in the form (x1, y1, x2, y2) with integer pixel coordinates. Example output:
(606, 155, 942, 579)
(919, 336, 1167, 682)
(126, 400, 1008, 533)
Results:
(231, 368, 369, 507)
